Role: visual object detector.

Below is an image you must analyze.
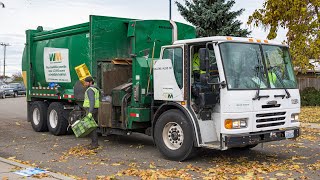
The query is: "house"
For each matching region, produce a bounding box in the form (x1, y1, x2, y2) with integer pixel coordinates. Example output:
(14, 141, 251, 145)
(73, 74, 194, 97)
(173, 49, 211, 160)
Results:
(296, 59, 320, 90)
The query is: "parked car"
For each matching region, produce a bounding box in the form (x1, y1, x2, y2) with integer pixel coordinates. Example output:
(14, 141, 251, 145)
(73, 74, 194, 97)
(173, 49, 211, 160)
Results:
(0, 85, 15, 99)
(8, 83, 26, 97)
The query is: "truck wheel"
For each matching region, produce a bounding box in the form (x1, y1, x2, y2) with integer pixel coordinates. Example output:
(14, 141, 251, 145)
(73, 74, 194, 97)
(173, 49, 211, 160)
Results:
(47, 102, 68, 136)
(30, 101, 48, 132)
(154, 109, 195, 161)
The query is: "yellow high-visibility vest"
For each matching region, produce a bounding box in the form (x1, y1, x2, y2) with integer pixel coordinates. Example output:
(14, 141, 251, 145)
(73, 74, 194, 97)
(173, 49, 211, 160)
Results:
(193, 53, 206, 74)
(268, 72, 277, 84)
(83, 87, 100, 108)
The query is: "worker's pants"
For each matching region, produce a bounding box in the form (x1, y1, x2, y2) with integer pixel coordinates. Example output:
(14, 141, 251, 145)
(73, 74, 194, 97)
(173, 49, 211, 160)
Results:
(88, 109, 99, 146)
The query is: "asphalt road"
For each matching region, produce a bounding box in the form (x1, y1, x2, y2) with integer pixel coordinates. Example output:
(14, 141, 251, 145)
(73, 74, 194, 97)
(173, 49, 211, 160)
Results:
(0, 97, 319, 179)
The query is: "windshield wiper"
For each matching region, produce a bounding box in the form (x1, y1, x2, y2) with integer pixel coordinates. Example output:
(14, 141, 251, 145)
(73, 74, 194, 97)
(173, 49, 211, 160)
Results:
(269, 66, 291, 98)
(253, 50, 269, 100)
(252, 65, 269, 100)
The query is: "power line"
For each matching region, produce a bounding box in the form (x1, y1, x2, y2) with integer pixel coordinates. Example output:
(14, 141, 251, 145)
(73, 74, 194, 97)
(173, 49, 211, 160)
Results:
(0, 42, 10, 78)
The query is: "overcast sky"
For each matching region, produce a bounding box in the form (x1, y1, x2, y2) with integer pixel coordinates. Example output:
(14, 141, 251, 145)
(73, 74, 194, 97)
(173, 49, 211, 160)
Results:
(0, 0, 286, 76)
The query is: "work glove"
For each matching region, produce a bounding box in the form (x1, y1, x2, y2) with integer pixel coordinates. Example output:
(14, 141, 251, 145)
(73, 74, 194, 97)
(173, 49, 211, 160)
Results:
(87, 113, 92, 119)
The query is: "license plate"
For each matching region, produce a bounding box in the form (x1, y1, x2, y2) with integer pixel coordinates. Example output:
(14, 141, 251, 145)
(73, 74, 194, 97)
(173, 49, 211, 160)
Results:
(285, 130, 295, 139)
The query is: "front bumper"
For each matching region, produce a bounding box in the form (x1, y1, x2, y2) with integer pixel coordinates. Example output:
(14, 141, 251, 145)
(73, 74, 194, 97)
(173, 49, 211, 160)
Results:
(6, 92, 14, 96)
(222, 127, 300, 148)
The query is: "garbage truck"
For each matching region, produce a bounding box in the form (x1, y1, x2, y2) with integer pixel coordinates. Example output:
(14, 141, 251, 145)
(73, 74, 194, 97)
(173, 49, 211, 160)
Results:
(22, 15, 300, 161)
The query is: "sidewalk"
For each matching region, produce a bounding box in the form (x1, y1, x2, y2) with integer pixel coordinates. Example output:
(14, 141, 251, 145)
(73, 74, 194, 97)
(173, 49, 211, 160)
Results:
(0, 157, 74, 180)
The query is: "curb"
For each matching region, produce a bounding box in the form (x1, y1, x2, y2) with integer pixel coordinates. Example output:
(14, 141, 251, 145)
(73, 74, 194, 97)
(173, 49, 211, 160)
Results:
(0, 157, 74, 180)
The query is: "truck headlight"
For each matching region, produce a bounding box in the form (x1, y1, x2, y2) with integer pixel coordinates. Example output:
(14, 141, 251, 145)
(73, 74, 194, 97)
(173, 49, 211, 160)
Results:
(291, 113, 299, 122)
(225, 119, 248, 129)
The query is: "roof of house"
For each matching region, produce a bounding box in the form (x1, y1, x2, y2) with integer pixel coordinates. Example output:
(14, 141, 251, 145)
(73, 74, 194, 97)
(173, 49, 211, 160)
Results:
(309, 59, 320, 72)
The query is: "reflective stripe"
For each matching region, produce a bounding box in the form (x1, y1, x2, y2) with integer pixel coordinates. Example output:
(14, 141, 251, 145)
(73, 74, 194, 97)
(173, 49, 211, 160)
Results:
(200, 70, 206, 74)
(83, 87, 100, 108)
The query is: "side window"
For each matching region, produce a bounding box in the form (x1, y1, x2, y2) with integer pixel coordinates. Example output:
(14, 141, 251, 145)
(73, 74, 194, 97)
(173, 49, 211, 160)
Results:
(162, 47, 183, 88)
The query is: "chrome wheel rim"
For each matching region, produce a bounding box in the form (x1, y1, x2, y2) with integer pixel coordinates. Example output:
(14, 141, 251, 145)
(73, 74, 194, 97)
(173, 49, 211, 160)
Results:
(32, 108, 40, 125)
(49, 109, 58, 129)
(162, 122, 184, 150)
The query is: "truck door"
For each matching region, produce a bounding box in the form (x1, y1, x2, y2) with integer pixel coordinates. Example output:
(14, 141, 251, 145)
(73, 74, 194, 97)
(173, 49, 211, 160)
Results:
(154, 45, 185, 101)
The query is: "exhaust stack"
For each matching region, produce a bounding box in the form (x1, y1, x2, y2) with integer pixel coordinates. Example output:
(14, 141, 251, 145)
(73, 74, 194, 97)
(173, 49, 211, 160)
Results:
(170, 20, 178, 43)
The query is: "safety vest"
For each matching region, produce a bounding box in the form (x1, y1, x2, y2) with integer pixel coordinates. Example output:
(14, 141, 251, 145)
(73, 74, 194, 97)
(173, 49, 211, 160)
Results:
(83, 87, 100, 108)
(268, 72, 277, 84)
(192, 53, 206, 74)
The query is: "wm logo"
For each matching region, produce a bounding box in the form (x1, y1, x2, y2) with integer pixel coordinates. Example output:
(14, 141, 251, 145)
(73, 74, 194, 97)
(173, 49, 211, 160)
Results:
(163, 93, 173, 99)
(49, 52, 62, 62)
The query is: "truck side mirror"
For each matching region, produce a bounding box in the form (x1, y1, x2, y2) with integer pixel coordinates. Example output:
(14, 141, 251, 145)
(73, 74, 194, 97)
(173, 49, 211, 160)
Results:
(199, 48, 208, 71)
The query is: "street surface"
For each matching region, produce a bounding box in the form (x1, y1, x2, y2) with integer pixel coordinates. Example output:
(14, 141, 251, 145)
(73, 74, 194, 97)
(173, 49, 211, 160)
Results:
(0, 97, 319, 179)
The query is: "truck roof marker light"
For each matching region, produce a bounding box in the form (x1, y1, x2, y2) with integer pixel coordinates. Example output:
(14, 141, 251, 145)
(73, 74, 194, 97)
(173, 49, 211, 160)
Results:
(226, 37, 232, 40)
(264, 40, 268, 43)
(257, 39, 262, 43)
(225, 119, 233, 129)
(248, 38, 254, 42)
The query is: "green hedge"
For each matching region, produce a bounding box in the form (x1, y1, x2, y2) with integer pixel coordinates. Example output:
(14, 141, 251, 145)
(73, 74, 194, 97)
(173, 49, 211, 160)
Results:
(300, 87, 320, 106)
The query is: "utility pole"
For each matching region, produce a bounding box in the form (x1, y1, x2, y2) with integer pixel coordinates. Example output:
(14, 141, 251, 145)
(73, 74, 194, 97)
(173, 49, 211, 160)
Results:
(169, 0, 172, 20)
(0, 43, 10, 79)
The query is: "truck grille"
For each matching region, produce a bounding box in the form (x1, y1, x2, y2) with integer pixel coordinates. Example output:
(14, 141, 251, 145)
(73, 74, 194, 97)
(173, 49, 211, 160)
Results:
(256, 112, 286, 128)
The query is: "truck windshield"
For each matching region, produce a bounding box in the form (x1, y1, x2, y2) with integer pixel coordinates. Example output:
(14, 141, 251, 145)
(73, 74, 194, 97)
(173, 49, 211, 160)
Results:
(219, 42, 297, 90)
(220, 43, 268, 89)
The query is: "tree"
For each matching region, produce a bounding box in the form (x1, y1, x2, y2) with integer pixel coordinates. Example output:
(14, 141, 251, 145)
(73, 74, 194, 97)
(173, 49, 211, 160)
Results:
(248, 0, 320, 72)
(176, 0, 251, 37)
(11, 72, 23, 82)
(0, 75, 9, 79)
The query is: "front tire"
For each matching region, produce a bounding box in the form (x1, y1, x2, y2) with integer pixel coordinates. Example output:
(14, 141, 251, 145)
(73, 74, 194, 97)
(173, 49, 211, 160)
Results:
(154, 109, 195, 161)
(47, 102, 68, 136)
(30, 101, 48, 132)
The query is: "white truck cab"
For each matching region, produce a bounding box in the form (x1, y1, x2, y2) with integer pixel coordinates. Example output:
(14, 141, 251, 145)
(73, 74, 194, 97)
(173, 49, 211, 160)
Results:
(153, 36, 300, 155)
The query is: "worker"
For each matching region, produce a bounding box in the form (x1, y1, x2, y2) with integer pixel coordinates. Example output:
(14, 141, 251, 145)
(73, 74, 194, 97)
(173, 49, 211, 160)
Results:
(83, 76, 100, 149)
(268, 71, 277, 88)
(192, 50, 206, 81)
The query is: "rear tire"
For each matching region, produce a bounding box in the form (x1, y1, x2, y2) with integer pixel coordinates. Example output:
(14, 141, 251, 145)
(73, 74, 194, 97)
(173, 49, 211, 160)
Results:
(154, 109, 195, 161)
(47, 102, 68, 136)
(30, 101, 48, 132)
